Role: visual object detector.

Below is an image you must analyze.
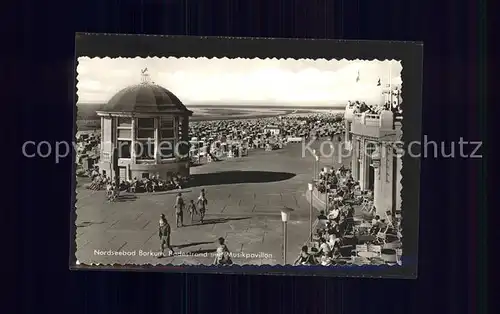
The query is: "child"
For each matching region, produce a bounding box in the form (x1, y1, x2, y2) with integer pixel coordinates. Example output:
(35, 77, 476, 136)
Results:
(197, 189, 207, 223)
(106, 183, 113, 202)
(188, 199, 198, 224)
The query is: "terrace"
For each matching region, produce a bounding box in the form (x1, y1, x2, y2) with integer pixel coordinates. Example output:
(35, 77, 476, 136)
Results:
(349, 111, 402, 139)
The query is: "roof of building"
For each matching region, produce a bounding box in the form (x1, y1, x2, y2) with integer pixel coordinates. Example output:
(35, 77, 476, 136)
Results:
(99, 83, 193, 115)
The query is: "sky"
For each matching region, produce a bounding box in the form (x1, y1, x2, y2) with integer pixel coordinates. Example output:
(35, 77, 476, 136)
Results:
(76, 57, 402, 106)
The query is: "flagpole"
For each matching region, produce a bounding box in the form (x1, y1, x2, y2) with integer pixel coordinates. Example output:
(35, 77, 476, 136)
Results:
(389, 61, 396, 130)
(389, 61, 393, 105)
(389, 61, 392, 86)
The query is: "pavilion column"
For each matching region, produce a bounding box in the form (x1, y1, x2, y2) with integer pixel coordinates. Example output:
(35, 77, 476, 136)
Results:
(182, 116, 189, 141)
(154, 117, 160, 163)
(111, 117, 117, 182)
(100, 117, 104, 144)
(181, 116, 189, 158)
(130, 117, 136, 164)
(100, 116, 105, 159)
(174, 116, 180, 157)
(112, 117, 117, 148)
(126, 164, 131, 181)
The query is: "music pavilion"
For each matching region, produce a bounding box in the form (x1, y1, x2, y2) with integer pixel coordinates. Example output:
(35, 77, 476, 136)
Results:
(97, 70, 192, 181)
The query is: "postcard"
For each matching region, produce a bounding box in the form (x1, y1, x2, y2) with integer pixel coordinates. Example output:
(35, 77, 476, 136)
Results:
(71, 34, 422, 278)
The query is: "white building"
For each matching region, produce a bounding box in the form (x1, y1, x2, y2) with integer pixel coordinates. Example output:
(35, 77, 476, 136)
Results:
(344, 84, 403, 217)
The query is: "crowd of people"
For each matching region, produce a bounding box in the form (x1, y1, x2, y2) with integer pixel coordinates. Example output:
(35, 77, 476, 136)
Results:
(85, 167, 189, 201)
(294, 165, 403, 266)
(189, 112, 344, 159)
(347, 98, 403, 116)
(75, 131, 100, 176)
(77, 111, 347, 177)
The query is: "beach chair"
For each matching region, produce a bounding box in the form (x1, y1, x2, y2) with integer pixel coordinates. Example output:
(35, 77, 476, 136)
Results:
(129, 183, 136, 193)
(384, 211, 394, 227)
(368, 244, 382, 257)
(353, 244, 368, 256)
(361, 199, 373, 211)
(106, 190, 113, 201)
(376, 225, 390, 243)
(396, 248, 403, 263)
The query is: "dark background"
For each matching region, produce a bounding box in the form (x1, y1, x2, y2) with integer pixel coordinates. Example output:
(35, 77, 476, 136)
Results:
(6, 0, 487, 313)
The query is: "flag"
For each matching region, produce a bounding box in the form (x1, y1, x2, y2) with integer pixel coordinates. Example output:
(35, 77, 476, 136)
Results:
(377, 78, 381, 86)
(141, 67, 148, 73)
(356, 70, 360, 83)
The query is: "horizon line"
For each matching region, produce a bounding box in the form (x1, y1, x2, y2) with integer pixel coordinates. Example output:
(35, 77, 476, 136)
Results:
(76, 102, 348, 107)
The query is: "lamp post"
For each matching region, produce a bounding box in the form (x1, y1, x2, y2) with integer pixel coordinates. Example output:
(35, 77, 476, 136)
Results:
(371, 146, 382, 216)
(308, 182, 314, 243)
(325, 189, 329, 213)
(315, 155, 320, 180)
(312, 149, 317, 180)
(280, 207, 294, 265)
(330, 143, 335, 167)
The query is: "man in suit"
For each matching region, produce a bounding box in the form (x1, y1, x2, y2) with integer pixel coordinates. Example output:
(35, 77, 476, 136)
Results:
(175, 193, 185, 227)
(158, 214, 174, 257)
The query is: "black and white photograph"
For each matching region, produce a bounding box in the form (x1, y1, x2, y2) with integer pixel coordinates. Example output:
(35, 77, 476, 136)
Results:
(75, 54, 405, 268)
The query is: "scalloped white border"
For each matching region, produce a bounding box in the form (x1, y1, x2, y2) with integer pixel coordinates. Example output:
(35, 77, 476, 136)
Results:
(73, 56, 404, 269)
(77, 56, 403, 62)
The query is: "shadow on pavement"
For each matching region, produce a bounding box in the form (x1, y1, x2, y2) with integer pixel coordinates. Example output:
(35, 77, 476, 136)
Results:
(189, 171, 296, 187)
(197, 217, 251, 226)
(76, 221, 106, 228)
(174, 241, 214, 249)
(150, 190, 191, 196)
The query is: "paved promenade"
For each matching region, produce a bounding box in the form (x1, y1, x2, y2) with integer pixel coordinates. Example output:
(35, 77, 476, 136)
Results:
(75, 138, 351, 266)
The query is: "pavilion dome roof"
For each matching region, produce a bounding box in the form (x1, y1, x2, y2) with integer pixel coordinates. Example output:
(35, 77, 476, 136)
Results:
(101, 83, 193, 115)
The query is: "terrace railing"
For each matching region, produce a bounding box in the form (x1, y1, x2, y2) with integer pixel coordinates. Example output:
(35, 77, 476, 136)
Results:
(351, 111, 396, 138)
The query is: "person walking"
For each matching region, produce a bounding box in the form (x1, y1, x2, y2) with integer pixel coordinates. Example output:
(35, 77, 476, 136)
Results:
(188, 199, 198, 224)
(158, 214, 174, 257)
(175, 193, 185, 227)
(197, 189, 208, 224)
